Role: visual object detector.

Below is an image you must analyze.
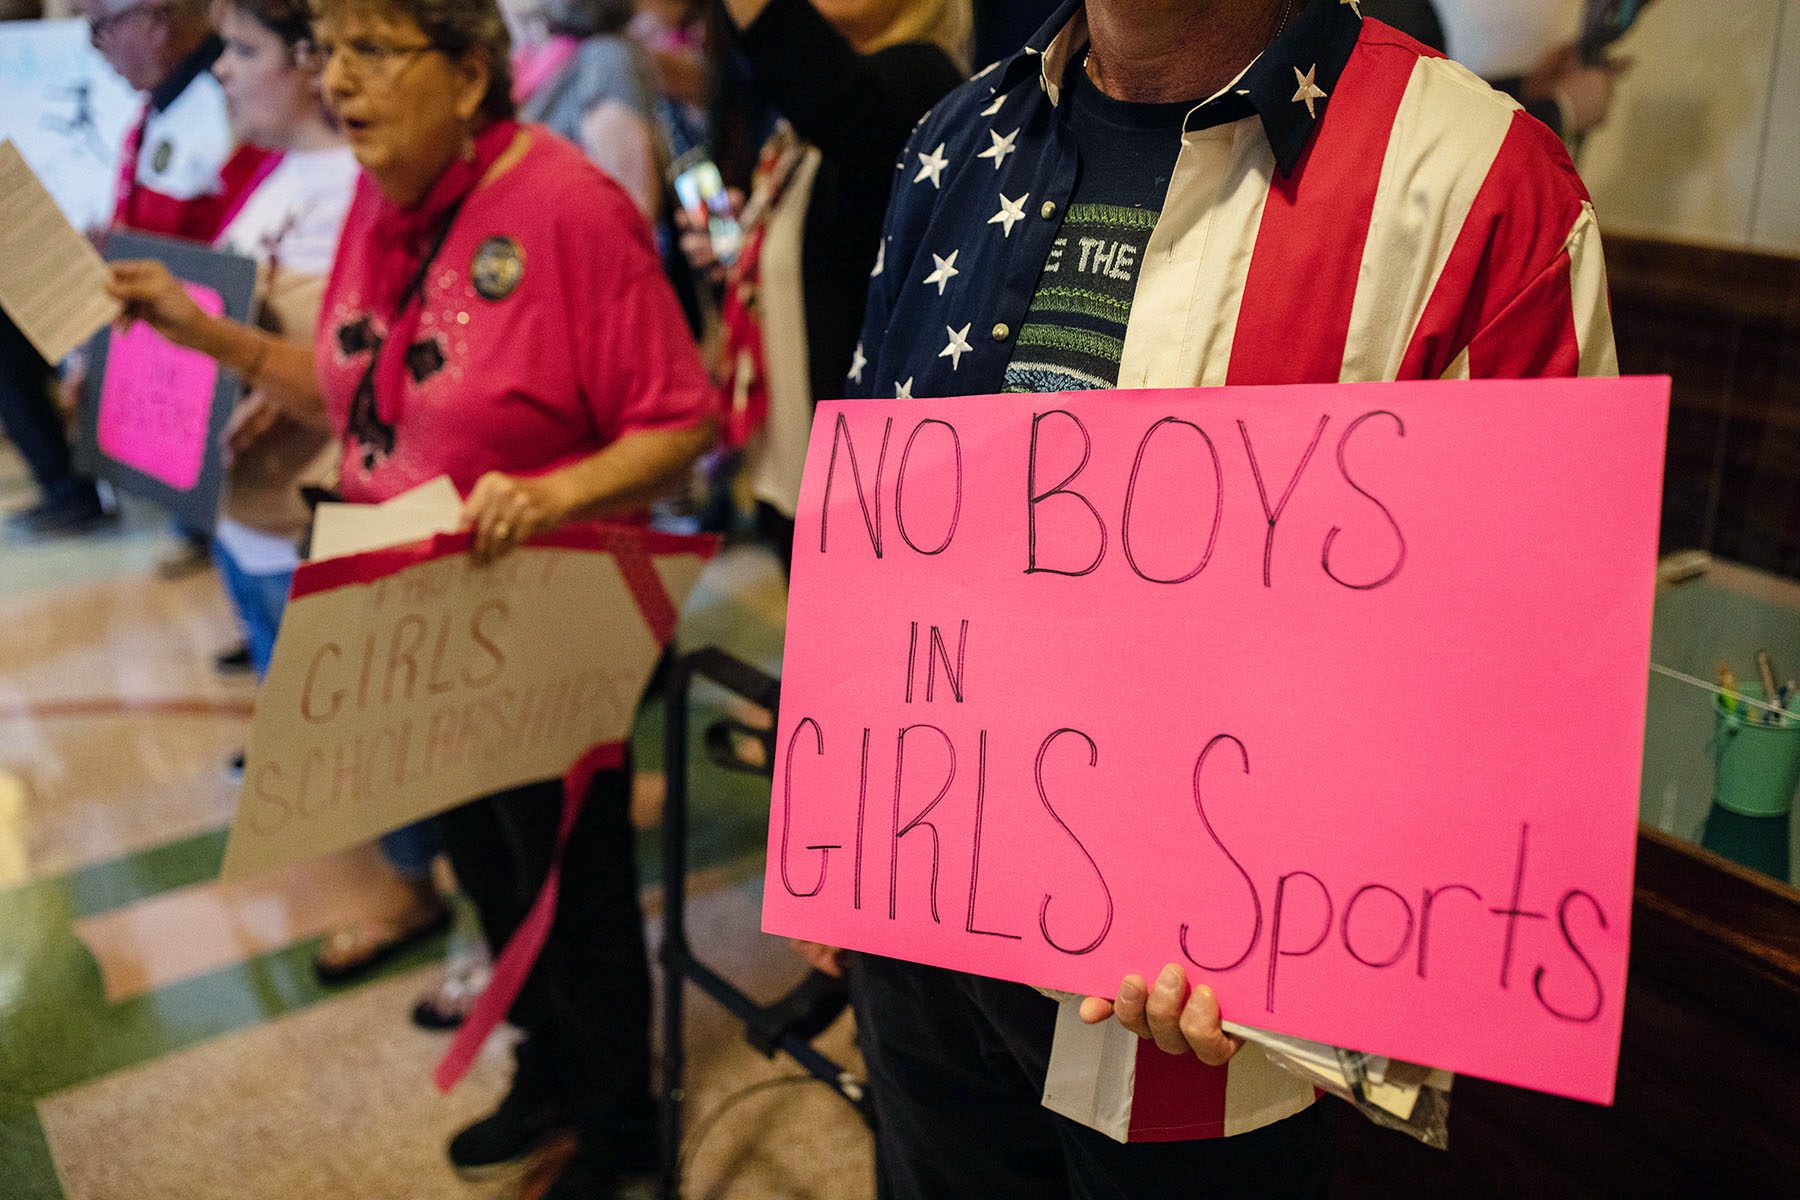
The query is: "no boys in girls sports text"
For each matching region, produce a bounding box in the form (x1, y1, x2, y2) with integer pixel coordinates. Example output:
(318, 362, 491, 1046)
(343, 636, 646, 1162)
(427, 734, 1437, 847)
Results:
(763, 377, 1670, 1105)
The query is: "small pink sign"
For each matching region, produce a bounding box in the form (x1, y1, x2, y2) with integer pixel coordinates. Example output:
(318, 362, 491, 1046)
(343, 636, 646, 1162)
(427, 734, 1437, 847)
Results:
(761, 377, 1670, 1105)
(96, 282, 226, 491)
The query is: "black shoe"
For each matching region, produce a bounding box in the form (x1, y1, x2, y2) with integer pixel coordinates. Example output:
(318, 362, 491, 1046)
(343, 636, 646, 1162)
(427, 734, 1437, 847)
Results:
(448, 1089, 575, 1180)
(5, 494, 115, 540)
(214, 643, 253, 674)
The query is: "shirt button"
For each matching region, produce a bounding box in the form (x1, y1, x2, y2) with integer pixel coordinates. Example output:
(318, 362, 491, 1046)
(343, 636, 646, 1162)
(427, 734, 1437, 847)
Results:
(992, 323, 1011, 341)
(1040, 200, 1058, 220)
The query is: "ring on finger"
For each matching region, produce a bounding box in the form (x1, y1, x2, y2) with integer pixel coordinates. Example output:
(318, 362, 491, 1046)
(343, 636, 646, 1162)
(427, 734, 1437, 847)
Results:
(495, 520, 514, 540)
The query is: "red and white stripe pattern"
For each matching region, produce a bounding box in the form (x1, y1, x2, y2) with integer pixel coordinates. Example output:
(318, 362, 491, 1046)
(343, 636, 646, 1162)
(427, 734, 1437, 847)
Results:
(112, 72, 239, 240)
(1116, 20, 1615, 393)
(1061, 20, 1616, 1143)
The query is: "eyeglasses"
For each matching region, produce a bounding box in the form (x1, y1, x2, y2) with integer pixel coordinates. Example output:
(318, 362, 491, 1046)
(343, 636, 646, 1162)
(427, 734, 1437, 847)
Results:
(88, 1, 167, 45)
(295, 37, 438, 79)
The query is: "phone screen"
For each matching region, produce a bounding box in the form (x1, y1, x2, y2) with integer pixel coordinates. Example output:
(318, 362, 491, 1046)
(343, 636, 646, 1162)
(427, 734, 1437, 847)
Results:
(673, 159, 744, 268)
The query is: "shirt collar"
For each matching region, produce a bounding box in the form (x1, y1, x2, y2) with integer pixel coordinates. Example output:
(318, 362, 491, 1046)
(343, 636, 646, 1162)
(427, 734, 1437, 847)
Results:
(148, 34, 223, 113)
(1002, 0, 1364, 175)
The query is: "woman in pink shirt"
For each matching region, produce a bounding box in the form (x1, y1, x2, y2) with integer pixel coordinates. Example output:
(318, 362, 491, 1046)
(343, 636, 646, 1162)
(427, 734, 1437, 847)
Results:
(109, 0, 714, 1193)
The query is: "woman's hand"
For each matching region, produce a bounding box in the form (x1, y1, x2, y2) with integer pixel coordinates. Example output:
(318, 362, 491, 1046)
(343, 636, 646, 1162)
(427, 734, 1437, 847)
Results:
(460, 470, 575, 563)
(1078, 963, 1244, 1066)
(106, 261, 212, 350)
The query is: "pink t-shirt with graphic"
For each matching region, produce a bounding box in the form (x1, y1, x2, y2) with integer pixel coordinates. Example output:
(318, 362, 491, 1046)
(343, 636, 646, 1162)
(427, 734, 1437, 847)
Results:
(316, 130, 711, 504)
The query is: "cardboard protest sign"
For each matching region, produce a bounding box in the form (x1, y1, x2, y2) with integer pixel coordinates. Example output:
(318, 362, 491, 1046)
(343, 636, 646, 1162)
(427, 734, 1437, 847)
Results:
(78, 232, 256, 534)
(761, 377, 1670, 1105)
(220, 524, 712, 881)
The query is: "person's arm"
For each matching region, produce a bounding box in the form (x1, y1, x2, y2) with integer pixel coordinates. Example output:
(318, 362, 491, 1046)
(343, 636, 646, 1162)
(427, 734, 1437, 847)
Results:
(460, 419, 716, 560)
(726, 0, 963, 162)
(1445, 200, 1616, 381)
(461, 180, 718, 560)
(105, 260, 328, 425)
(580, 100, 663, 221)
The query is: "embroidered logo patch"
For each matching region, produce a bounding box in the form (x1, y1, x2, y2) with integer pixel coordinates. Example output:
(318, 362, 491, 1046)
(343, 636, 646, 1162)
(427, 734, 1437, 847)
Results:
(470, 236, 524, 301)
(150, 139, 173, 174)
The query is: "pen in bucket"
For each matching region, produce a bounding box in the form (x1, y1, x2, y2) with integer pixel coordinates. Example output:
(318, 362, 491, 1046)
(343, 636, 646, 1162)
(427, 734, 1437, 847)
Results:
(1716, 663, 1738, 714)
(1755, 651, 1780, 725)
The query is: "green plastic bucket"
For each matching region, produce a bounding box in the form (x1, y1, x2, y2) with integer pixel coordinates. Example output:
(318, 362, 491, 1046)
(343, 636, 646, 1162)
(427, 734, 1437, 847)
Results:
(1712, 684, 1800, 818)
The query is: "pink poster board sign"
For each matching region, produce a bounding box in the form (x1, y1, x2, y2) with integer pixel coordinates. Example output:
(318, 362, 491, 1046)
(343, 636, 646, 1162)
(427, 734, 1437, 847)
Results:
(761, 377, 1671, 1105)
(95, 281, 225, 490)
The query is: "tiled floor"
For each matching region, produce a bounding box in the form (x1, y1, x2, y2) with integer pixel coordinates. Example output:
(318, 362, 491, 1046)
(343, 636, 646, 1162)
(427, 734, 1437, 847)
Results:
(0, 447, 873, 1199)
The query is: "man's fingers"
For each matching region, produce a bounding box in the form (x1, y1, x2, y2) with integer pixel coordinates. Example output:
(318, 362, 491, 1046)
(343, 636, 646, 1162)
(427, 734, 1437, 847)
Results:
(1179, 983, 1243, 1066)
(1078, 996, 1114, 1025)
(1112, 973, 1151, 1039)
(1143, 963, 1193, 1055)
(787, 939, 845, 978)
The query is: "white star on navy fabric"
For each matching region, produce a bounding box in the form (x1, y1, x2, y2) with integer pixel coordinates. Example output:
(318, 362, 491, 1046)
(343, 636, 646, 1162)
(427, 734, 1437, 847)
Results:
(914, 142, 950, 188)
(939, 323, 973, 370)
(923, 250, 960, 295)
(978, 128, 1018, 169)
(1341, 0, 1363, 17)
(1292, 64, 1327, 119)
(849, 342, 867, 383)
(988, 192, 1028, 237)
(980, 93, 1005, 117)
(871, 239, 886, 278)
(896, 377, 914, 400)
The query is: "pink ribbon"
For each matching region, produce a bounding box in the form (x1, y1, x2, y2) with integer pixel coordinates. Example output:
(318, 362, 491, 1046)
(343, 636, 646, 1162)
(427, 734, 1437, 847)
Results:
(433, 525, 686, 1092)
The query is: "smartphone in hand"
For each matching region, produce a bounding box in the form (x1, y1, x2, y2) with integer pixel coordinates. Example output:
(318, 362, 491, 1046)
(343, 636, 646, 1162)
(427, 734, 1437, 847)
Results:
(670, 150, 744, 268)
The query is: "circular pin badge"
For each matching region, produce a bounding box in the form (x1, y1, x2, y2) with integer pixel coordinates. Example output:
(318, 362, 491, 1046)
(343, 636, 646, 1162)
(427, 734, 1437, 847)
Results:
(150, 139, 173, 174)
(470, 236, 525, 301)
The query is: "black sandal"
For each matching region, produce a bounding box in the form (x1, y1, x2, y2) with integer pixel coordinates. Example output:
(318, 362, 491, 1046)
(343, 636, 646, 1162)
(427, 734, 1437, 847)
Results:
(312, 904, 454, 985)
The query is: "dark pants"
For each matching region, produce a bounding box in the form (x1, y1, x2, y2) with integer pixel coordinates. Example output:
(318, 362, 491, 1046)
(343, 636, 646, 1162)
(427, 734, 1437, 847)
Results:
(850, 955, 1339, 1200)
(435, 768, 654, 1146)
(0, 312, 95, 508)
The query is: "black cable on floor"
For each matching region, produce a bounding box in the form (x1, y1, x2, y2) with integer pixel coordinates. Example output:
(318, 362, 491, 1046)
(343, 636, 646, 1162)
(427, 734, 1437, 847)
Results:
(678, 1073, 825, 1178)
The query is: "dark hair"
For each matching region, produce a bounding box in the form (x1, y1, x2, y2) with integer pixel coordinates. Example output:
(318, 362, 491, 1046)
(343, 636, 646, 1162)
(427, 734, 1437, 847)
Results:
(540, 0, 634, 39)
(310, 0, 516, 120)
(222, 0, 313, 46)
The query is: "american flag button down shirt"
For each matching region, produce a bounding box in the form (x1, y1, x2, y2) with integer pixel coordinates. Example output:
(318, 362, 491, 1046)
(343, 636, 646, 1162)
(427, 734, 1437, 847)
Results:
(846, 0, 1617, 405)
(840, 0, 1620, 1142)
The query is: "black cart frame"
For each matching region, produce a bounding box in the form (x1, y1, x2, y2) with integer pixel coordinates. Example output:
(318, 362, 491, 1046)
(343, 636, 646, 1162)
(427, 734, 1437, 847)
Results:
(658, 646, 874, 1200)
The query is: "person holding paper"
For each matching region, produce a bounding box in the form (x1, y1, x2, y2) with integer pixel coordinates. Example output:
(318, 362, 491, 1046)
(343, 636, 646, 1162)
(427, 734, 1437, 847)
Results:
(205, 0, 456, 982)
(76, 0, 276, 575)
(106, 0, 714, 1193)
(823, 0, 1618, 1194)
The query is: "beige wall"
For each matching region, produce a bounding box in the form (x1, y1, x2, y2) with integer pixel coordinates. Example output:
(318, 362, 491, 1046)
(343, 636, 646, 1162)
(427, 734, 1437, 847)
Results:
(1580, 0, 1799, 255)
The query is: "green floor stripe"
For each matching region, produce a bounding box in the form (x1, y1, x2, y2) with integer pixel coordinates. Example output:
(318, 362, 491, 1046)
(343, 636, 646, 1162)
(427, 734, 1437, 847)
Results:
(0, 1104, 62, 1200)
(0, 545, 791, 1198)
(0, 694, 773, 1093)
(63, 828, 228, 920)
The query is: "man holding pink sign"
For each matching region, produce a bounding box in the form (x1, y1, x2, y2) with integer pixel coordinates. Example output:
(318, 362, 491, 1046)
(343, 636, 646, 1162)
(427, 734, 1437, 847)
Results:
(770, 0, 1630, 1195)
